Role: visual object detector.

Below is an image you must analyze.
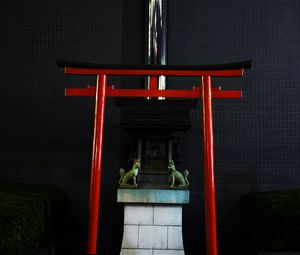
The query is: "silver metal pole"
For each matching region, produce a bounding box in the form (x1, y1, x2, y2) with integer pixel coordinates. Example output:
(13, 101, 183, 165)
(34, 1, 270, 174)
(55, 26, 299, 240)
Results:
(146, 0, 167, 97)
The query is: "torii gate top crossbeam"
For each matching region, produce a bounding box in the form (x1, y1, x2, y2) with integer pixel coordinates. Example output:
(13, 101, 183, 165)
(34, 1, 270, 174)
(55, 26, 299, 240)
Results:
(57, 59, 251, 99)
(57, 59, 251, 77)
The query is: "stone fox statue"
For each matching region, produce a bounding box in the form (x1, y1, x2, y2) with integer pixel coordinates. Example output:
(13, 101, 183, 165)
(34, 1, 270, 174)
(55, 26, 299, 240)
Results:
(168, 160, 189, 188)
(119, 159, 141, 187)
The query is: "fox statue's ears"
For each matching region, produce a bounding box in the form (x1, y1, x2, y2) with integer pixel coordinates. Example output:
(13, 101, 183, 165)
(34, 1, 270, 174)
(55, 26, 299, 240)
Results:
(134, 159, 140, 164)
(169, 160, 174, 164)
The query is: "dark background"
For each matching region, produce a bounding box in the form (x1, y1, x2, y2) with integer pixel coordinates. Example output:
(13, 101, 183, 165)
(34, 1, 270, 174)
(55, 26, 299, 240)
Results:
(0, 0, 299, 254)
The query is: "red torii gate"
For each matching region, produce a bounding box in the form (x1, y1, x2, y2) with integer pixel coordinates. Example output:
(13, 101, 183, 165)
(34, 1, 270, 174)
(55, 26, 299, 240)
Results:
(57, 59, 251, 255)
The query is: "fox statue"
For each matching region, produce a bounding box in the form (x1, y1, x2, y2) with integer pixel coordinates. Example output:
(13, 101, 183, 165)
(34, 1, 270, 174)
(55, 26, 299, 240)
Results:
(119, 159, 141, 188)
(168, 160, 189, 188)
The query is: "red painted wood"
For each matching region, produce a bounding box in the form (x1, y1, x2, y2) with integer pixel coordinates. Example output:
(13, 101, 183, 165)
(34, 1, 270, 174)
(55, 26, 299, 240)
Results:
(202, 76, 218, 255)
(65, 67, 244, 77)
(65, 87, 96, 97)
(65, 87, 241, 99)
(86, 75, 106, 255)
(107, 87, 201, 98)
(212, 89, 242, 98)
(150, 76, 158, 90)
(65, 87, 201, 98)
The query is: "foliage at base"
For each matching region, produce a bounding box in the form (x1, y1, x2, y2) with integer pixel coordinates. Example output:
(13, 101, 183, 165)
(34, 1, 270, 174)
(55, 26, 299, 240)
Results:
(0, 182, 65, 255)
(242, 189, 300, 252)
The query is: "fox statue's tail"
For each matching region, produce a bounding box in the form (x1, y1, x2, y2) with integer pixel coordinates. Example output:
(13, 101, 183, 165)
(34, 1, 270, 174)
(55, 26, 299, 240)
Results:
(119, 168, 125, 184)
(183, 170, 189, 186)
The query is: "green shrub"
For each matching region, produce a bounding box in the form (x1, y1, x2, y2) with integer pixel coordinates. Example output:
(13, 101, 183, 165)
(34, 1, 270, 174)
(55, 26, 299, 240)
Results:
(0, 182, 65, 255)
(242, 189, 300, 252)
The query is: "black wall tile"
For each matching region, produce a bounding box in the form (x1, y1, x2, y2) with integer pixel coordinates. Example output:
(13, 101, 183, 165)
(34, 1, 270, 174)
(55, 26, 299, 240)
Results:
(0, 0, 300, 254)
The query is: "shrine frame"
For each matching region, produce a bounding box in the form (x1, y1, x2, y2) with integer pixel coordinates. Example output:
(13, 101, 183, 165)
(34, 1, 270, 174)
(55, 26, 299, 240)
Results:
(57, 59, 251, 255)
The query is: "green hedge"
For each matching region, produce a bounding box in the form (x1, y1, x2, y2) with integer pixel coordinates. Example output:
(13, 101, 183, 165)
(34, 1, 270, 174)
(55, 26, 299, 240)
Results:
(242, 189, 300, 252)
(0, 182, 66, 255)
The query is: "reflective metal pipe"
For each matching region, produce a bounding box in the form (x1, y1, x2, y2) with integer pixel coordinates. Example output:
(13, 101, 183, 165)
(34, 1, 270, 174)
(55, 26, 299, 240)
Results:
(146, 0, 167, 93)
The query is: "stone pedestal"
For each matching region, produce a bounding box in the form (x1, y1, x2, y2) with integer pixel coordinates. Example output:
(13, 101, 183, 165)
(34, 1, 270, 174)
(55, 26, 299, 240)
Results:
(118, 189, 189, 255)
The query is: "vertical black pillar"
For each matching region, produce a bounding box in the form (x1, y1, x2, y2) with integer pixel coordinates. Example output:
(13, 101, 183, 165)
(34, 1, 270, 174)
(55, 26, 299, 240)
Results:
(121, 0, 145, 89)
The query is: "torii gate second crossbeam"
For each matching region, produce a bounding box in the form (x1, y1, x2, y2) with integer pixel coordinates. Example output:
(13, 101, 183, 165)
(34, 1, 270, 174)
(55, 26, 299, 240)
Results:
(57, 59, 252, 255)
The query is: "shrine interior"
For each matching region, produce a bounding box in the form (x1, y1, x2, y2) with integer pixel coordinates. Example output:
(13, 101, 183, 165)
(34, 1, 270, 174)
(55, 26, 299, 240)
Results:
(0, 1, 299, 255)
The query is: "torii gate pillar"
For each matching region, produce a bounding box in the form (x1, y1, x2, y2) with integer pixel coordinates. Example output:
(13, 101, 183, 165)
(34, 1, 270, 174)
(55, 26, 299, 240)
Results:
(86, 75, 107, 254)
(202, 76, 217, 255)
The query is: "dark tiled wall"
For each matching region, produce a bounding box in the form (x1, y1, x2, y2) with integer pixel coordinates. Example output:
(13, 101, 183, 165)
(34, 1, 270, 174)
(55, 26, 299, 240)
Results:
(168, 1, 300, 254)
(0, 0, 300, 255)
(0, 0, 122, 254)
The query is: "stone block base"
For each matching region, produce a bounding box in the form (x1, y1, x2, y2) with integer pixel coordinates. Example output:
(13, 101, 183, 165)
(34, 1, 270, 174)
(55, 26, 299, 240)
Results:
(120, 205, 185, 255)
(121, 249, 185, 255)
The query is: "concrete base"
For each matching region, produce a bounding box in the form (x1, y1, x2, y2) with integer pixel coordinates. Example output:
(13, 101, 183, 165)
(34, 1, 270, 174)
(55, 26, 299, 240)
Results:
(121, 249, 184, 255)
(117, 188, 190, 204)
(118, 189, 189, 255)
(258, 253, 300, 255)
